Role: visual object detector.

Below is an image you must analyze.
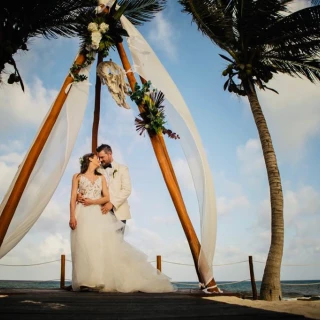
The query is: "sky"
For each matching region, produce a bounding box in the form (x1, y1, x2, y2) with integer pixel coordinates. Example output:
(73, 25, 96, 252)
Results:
(0, 0, 319, 284)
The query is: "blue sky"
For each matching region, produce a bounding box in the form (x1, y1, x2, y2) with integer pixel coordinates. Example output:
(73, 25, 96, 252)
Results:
(0, 0, 319, 283)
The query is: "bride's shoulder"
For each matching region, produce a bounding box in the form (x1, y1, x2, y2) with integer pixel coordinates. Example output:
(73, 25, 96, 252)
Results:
(72, 173, 81, 181)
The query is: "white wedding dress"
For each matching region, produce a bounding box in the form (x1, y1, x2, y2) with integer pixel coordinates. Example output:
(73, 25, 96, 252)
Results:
(71, 175, 175, 293)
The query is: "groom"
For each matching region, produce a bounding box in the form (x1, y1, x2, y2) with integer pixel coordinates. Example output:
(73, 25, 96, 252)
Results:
(96, 144, 132, 231)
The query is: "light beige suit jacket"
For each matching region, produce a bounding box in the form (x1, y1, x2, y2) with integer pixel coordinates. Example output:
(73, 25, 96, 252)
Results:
(99, 161, 132, 221)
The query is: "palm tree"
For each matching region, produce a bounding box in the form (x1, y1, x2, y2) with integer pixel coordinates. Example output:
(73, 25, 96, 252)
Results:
(0, 0, 97, 89)
(0, 0, 165, 90)
(179, 0, 320, 300)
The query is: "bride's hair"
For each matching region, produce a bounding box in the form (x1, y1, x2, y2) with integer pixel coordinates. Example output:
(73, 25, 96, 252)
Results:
(79, 153, 102, 176)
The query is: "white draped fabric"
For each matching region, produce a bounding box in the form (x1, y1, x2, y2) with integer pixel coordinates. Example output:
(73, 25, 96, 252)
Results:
(0, 7, 217, 288)
(120, 16, 218, 286)
(0, 61, 92, 258)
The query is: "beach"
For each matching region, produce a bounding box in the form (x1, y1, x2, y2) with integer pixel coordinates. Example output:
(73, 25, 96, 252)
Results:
(204, 296, 320, 320)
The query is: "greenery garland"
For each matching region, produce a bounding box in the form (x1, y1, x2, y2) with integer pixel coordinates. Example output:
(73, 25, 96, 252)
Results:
(69, 0, 128, 82)
(130, 81, 180, 139)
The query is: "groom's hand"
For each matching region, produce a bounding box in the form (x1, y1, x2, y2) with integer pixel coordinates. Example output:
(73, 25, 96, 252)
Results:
(77, 193, 84, 203)
(101, 202, 113, 214)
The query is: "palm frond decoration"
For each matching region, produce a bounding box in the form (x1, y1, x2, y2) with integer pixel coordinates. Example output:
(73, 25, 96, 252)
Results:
(1, 0, 167, 90)
(118, 0, 167, 25)
(131, 81, 179, 139)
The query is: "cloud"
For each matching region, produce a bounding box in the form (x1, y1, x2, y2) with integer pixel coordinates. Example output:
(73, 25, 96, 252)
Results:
(0, 77, 57, 136)
(38, 233, 70, 259)
(172, 158, 195, 192)
(237, 139, 264, 175)
(217, 195, 250, 216)
(0, 161, 18, 198)
(255, 185, 320, 232)
(148, 12, 177, 59)
(250, 76, 320, 161)
(0, 152, 25, 166)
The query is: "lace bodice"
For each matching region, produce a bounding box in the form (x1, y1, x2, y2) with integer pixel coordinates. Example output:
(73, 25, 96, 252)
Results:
(78, 175, 102, 200)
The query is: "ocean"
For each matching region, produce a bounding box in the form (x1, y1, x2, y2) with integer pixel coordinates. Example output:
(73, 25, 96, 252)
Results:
(0, 280, 319, 299)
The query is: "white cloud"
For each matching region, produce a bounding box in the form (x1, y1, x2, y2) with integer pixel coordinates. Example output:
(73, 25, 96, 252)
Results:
(0, 161, 18, 198)
(0, 77, 57, 135)
(237, 138, 264, 175)
(0, 152, 25, 166)
(148, 12, 177, 59)
(254, 75, 320, 161)
(172, 158, 195, 192)
(217, 195, 250, 216)
(38, 233, 70, 259)
(256, 185, 320, 231)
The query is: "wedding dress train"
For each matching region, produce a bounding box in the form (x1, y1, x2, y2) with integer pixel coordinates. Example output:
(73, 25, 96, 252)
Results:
(71, 175, 175, 293)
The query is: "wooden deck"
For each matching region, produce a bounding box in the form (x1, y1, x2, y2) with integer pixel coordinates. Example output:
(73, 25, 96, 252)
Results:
(0, 289, 309, 319)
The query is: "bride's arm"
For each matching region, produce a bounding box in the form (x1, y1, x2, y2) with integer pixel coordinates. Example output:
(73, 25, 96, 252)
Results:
(69, 174, 79, 230)
(82, 176, 110, 206)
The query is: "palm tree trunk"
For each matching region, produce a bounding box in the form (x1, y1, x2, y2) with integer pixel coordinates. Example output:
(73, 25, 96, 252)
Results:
(244, 82, 284, 301)
(0, 54, 87, 248)
(116, 42, 218, 291)
(92, 52, 103, 152)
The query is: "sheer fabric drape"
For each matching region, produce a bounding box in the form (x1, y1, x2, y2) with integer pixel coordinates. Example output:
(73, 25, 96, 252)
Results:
(120, 16, 218, 285)
(0, 61, 92, 258)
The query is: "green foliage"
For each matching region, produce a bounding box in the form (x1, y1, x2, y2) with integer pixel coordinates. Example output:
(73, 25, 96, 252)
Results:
(130, 81, 180, 139)
(179, 0, 320, 96)
(1, 0, 166, 90)
(117, 0, 167, 25)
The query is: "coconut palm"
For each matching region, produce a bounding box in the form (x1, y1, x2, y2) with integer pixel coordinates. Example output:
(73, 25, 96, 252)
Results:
(0, 0, 166, 90)
(179, 0, 320, 300)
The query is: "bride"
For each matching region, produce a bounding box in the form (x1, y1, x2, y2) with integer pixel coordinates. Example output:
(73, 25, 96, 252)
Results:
(69, 152, 175, 293)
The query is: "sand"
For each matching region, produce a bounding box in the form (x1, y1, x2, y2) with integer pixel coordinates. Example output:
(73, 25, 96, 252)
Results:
(203, 296, 320, 319)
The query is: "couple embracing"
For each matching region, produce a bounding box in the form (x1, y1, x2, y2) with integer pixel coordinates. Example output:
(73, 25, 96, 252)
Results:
(69, 144, 175, 293)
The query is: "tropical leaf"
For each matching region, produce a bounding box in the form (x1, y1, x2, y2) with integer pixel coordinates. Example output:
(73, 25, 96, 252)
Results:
(118, 0, 167, 25)
(255, 5, 320, 47)
(265, 57, 320, 83)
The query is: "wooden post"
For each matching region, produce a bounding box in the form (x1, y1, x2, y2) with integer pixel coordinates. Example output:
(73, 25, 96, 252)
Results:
(92, 52, 103, 153)
(156, 255, 162, 272)
(115, 42, 218, 292)
(249, 256, 258, 300)
(60, 254, 66, 289)
(0, 54, 86, 249)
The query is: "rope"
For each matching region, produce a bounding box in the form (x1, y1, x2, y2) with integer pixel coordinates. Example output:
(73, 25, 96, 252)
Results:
(1, 258, 319, 268)
(161, 260, 248, 267)
(0, 259, 61, 267)
(254, 261, 320, 267)
(219, 279, 251, 286)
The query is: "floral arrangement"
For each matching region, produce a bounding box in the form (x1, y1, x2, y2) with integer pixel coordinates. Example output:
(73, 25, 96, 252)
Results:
(70, 0, 128, 82)
(130, 81, 180, 139)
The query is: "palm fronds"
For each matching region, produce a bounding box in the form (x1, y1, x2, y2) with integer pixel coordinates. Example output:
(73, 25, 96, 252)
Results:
(118, 0, 167, 25)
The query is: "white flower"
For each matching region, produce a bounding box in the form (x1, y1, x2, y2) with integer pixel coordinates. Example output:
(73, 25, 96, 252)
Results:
(91, 42, 100, 50)
(91, 30, 102, 43)
(88, 22, 99, 32)
(99, 23, 109, 34)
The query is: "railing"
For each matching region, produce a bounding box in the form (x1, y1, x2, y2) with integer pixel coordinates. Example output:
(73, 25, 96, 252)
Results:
(1, 255, 319, 299)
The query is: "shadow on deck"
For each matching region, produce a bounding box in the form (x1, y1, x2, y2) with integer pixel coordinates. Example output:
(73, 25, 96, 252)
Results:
(0, 289, 310, 319)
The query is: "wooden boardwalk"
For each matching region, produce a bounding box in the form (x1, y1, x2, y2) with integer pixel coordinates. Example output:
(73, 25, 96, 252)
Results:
(0, 289, 310, 319)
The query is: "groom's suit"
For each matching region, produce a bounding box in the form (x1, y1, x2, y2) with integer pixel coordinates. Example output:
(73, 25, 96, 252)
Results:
(99, 161, 132, 221)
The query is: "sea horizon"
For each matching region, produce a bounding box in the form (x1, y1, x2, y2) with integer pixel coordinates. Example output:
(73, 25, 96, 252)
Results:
(1, 279, 319, 299)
